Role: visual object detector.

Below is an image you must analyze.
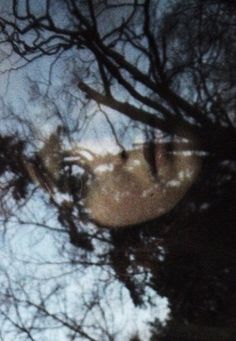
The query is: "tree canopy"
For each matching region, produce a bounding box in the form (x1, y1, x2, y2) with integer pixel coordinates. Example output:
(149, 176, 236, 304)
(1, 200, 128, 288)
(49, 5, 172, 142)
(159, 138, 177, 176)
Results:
(0, 0, 236, 340)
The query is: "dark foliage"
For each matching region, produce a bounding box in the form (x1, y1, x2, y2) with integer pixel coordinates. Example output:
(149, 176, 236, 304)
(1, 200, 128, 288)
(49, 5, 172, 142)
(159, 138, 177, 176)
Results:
(0, 0, 236, 339)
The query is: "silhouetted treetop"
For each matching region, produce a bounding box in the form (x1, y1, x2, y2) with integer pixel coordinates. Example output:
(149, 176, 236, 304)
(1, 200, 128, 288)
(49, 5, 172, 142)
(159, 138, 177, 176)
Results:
(0, 0, 235, 158)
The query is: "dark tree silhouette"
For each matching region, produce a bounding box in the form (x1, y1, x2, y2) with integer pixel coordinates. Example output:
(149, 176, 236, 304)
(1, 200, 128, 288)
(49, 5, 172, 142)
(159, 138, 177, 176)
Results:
(0, 0, 236, 340)
(0, 0, 235, 153)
